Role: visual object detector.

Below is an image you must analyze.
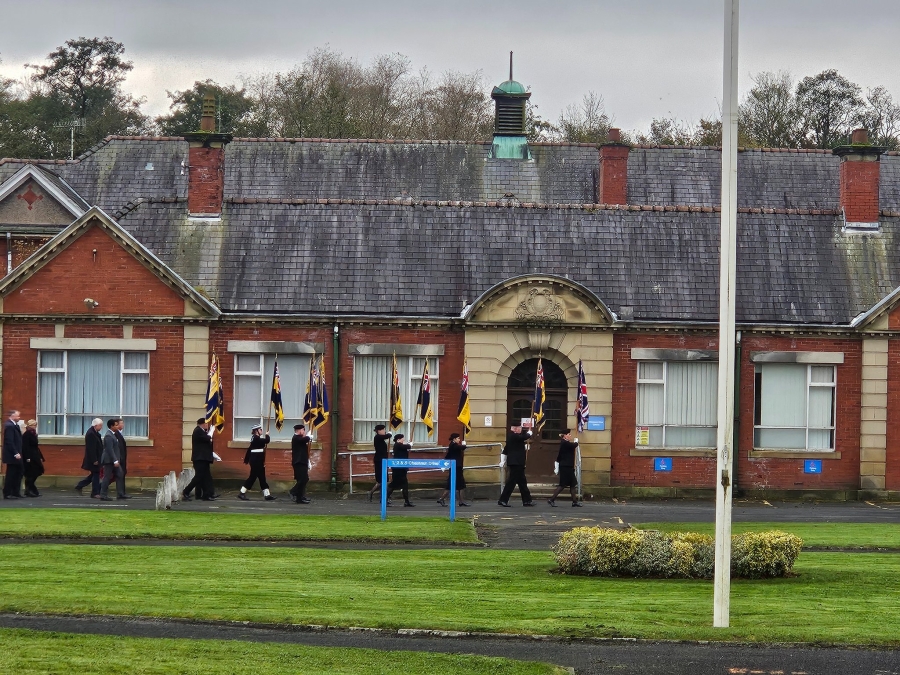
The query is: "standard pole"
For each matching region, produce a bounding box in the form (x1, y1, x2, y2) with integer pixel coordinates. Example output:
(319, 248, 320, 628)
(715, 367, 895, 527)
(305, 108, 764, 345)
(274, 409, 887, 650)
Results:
(714, 0, 740, 629)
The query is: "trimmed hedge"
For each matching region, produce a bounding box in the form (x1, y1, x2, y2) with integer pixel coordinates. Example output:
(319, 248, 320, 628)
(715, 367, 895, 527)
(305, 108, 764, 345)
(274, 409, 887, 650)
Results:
(552, 527, 801, 579)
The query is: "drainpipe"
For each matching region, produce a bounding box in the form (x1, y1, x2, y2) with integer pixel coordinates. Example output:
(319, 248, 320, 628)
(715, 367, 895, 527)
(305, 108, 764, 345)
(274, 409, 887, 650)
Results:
(6, 232, 11, 274)
(330, 323, 340, 491)
(732, 330, 742, 495)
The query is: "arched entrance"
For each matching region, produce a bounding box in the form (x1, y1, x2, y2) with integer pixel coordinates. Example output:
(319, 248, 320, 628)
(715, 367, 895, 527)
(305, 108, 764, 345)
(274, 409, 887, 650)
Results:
(507, 358, 568, 482)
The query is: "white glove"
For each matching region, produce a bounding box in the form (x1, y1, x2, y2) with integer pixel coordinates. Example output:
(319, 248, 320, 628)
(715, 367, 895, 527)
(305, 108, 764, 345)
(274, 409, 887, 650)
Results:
(573, 437, 579, 444)
(499, 454, 507, 467)
(212, 452, 222, 462)
(408, 441, 414, 447)
(308, 460, 312, 470)
(525, 430, 532, 437)
(554, 462, 559, 475)
(461, 440, 466, 446)
(441, 465, 448, 472)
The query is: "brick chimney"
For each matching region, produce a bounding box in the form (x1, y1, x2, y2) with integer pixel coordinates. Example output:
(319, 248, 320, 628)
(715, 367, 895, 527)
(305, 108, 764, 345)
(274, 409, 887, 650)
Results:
(183, 94, 232, 217)
(833, 128, 885, 225)
(599, 128, 629, 205)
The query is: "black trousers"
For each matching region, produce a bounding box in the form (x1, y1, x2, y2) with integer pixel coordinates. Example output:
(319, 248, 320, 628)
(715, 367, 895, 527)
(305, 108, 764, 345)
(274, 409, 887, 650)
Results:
(24, 464, 43, 494)
(75, 469, 101, 496)
(289, 464, 309, 498)
(387, 469, 409, 501)
(499, 465, 532, 504)
(184, 461, 214, 498)
(3, 463, 23, 497)
(243, 462, 269, 491)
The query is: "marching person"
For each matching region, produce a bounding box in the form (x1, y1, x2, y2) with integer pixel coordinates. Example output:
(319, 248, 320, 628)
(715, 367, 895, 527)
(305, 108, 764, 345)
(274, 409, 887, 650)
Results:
(239, 424, 276, 501)
(2, 410, 23, 499)
(289, 424, 311, 504)
(438, 433, 470, 507)
(366, 424, 391, 503)
(21, 419, 44, 497)
(99, 419, 128, 501)
(386, 433, 415, 507)
(114, 418, 129, 497)
(75, 418, 103, 498)
(498, 424, 534, 507)
(183, 418, 217, 501)
(548, 429, 582, 507)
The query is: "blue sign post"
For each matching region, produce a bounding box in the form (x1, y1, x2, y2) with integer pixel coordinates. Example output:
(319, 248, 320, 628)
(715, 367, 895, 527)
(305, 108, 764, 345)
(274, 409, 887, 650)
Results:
(382, 458, 456, 522)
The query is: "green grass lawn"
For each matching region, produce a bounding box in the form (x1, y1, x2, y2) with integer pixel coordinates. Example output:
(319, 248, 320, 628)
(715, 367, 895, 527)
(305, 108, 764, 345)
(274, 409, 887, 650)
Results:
(0, 628, 565, 675)
(634, 522, 900, 549)
(0, 510, 478, 544)
(0, 544, 897, 646)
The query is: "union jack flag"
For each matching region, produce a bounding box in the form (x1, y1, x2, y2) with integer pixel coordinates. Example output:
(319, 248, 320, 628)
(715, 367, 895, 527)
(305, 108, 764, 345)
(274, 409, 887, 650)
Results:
(575, 360, 589, 433)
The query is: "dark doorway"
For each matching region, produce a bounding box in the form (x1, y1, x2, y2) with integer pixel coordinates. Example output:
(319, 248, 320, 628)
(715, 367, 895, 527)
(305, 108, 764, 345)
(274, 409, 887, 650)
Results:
(506, 358, 569, 482)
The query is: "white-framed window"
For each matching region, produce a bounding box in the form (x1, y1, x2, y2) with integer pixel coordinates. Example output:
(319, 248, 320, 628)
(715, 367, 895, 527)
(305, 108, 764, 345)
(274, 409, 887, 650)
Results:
(353, 355, 439, 443)
(636, 361, 718, 448)
(37, 350, 150, 437)
(233, 354, 310, 442)
(753, 363, 836, 450)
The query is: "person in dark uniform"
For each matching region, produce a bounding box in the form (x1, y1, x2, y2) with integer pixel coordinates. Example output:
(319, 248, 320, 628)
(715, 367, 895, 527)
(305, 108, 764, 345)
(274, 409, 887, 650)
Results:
(498, 425, 534, 507)
(21, 419, 44, 497)
(75, 418, 104, 497)
(183, 418, 216, 501)
(386, 433, 415, 507)
(366, 425, 392, 503)
(239, 424, 275, 501)
(289, 424, 311, 504)
(2, 410, 23, 499)
(548, 429, 582, 507)
(99, 418, 127, 501)
(114, 418, 129, 497)
(438, 433, 469, 507)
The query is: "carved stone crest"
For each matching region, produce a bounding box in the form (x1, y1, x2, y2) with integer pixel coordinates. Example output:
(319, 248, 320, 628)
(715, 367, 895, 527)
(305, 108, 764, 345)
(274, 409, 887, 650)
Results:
(516, 288, 564, 322)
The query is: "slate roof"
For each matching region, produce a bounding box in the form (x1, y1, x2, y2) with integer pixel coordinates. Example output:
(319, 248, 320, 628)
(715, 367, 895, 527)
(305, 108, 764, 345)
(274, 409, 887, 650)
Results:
(119, 199, 900, 325)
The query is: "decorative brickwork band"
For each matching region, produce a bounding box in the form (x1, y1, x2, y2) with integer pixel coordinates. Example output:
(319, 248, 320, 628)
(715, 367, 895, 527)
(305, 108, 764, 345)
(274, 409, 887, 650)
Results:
(599, 128, 629, 205)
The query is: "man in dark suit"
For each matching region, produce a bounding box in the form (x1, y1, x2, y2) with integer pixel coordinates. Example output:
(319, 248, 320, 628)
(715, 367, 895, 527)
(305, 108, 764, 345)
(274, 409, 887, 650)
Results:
(498, 425, 534, 507)
(183, 418, 216, 501)
(75, 418, 104, 497)
(2, 410, 23, 499)
(99, 419, 127, 501)
(114, 418, 129, 497)
(289, 424, 311, 504)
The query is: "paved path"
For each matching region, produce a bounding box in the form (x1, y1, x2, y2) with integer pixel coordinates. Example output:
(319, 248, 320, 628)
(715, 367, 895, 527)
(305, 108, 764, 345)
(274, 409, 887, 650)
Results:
(1, 613, 897, 675)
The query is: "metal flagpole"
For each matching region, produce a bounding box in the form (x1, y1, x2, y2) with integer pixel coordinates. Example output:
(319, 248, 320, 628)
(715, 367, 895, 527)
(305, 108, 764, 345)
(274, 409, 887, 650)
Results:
(714, 0, 740, 628)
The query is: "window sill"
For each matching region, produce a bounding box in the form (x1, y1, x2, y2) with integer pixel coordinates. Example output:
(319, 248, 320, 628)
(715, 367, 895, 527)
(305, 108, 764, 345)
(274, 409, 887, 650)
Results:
(226, 441, 323, 450)
(41, 436, 154, 447)
(630, 448, 716, 458)
(749, 449, 841, 459)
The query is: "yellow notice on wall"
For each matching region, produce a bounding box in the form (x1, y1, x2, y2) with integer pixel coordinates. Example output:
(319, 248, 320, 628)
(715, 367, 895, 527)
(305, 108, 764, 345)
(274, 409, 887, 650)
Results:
(635, 426, 650, 446)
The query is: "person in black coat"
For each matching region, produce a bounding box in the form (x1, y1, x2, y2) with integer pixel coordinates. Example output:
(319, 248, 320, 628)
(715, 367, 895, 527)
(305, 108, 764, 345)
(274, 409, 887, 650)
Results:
(2, 410, 23, 499)
(182, 418, 217, 501)
(114, 418, 129, 497)
(99, 419, 127, 501)
(239, 424, 275, 501)
(21, 419, 44, 497)
(366, 424, 392, 503)
(289, 424, 311, 504)
(548, 429, 582, 507)
(386, 433, 415, 507)
(438, 433, 470, 507)
(498, 425, 534, 507)
(75, 418, 104, 497)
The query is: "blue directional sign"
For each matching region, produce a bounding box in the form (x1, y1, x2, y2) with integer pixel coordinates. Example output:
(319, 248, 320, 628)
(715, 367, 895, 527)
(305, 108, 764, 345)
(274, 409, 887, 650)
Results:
(804, 460, 823, 474)
(382, 458, 456, 522)
(587, 416, 606, 431)
(654, 457, 672, 472)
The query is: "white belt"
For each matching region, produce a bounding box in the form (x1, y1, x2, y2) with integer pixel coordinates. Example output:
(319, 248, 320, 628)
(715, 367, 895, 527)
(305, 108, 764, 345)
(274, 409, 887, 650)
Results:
(250, 449, 265, 453)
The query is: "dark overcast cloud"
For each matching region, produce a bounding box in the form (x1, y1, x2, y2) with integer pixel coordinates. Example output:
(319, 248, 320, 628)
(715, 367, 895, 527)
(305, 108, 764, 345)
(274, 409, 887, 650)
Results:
(2, 0, 898, 132)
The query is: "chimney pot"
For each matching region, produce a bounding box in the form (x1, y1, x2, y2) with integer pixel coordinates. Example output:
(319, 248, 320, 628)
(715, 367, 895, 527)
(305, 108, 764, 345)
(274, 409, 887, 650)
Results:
(608, 128, 621, 143)
(850, 128, 868, 145)
(200, 94, 216, 132)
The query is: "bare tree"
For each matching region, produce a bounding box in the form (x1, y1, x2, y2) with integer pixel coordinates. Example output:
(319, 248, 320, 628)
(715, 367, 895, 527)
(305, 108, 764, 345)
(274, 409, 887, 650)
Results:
(555, 91, 612, 143)
(739, 71, 801, 148)
(795, 69, 865, 148)
(859, 86, 900, 150)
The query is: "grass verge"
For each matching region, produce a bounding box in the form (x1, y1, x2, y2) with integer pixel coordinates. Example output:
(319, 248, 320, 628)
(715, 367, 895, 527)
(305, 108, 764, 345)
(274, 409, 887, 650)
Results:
(633, 522, 900, 550)
(0, 544, 898, 646)
(0, 628, 565, 675)
(0, 510, 479, 544)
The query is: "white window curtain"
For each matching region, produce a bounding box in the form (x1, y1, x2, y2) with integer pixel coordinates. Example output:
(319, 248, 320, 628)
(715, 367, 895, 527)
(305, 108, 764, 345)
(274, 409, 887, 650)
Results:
(755, 363, 835, 450)
(353, 355, 439, 443)
(637, 361, 717, 448)
(233, 354, 310, 441)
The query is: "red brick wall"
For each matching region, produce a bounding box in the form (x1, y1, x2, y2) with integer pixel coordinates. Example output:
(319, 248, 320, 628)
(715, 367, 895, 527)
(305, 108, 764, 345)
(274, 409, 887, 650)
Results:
(4, 225, 186, 316)
(886, 339, 900, 490)
(840, 160, 880, 223)
(599, 144, 629, 205)
(612, 332, 719, 488)
(188, 146, 225, 215)
(1, 323, 184, 478)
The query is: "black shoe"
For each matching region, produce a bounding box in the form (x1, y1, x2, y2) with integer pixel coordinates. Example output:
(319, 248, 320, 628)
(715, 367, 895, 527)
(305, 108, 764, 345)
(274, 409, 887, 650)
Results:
(3, 494, 20, 499)
(437, 497, 446, 507)
(237, 493, 248, 501)
(31, 490, 40, 497)
(100, 496, 113, 501)
(181, 492, 192, 501)
(497, 500, 510, 507)
(117, 495, 132, 500)
(201, 496, 217, 501)
(404, 501, 415, 507)
(523, 502, 535, 507)
(299, 498, 311, 504)
(548, 499, 557, 507)
(367, 492, 373, 503)
(264, 495, 276, 501)
(290, 494, 298, 503)
(572, 502, 584, 507)
(74, 486, 83, 495)
(458, 501, 470, 507)
(211, 493, 222, 499)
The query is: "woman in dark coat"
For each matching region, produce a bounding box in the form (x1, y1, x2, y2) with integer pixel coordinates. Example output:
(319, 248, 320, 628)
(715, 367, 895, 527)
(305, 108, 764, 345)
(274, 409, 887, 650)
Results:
(21, 419, 44, 497)
(386, 433, 415, 507)
(548, 429, 581, 507)
(367, 425, 392, 503)
(437, 433, 469, 507)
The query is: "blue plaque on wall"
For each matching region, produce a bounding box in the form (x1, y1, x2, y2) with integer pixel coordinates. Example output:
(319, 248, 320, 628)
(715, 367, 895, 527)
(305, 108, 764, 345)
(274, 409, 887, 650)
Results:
(587, 416, 606, 431)
(654, 457, 672, 472)
(804, 460, 823, 474)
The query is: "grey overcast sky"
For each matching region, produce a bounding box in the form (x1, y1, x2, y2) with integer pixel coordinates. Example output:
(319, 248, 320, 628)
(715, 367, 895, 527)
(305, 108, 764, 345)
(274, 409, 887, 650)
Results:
(1, 0, 898, 133)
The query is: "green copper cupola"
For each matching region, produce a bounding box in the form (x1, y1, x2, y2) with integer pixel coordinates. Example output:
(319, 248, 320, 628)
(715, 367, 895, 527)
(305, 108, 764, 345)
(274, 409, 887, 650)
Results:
(491, 52, 531, 159)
